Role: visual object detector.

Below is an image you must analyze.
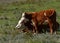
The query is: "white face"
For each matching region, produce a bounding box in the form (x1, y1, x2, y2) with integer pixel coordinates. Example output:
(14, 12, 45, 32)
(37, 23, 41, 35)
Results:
(16, 12, 29, 29)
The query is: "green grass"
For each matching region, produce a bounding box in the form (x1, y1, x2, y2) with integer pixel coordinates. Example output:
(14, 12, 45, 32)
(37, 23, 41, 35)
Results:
(0, 33, 60, 43)
(0, 0, 60, 43)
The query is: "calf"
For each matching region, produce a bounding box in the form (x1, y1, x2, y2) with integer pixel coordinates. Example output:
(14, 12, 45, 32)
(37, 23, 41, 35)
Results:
(16, 9, 58, 34)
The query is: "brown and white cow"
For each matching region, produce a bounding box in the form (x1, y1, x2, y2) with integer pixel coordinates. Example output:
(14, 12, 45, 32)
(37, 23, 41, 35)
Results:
(16, 9, 58, 34)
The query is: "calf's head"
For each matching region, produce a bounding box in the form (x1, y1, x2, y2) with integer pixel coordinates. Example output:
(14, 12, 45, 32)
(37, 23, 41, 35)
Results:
(15, 12, 32, 29)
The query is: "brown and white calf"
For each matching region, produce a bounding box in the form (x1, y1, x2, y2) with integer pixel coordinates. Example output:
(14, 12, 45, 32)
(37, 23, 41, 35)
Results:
(16, 9, 58, 34)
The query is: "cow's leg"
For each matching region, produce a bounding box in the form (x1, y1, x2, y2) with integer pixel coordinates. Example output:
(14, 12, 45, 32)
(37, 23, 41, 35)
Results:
(47, 18, 53, 34)
(33, 23, 38, 34)
(32, 19, 38, 34)
(49, 23, 53, 34)
(32, 24, 36, 33)
(53, 22, 59, 34)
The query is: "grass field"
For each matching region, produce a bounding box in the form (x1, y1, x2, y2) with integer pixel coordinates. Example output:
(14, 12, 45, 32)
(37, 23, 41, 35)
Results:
(0, 0, 60, 43)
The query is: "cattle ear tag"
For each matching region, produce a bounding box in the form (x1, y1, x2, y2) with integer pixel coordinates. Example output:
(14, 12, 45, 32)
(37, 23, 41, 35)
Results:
(44, 13, 46, 16)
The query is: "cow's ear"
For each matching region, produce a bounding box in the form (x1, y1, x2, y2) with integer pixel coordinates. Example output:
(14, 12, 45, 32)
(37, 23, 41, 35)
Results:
(25, 12, 31, 16)
(24, 12, 29, 16)
(25, 12, 28, 15)
(25, 12, 32, 19)
(25, 12, 31, 15)
(24, 12, 29, 18)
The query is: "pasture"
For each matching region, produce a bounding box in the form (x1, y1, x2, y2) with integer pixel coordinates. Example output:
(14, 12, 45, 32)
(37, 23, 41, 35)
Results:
(0, 0, 60, 43)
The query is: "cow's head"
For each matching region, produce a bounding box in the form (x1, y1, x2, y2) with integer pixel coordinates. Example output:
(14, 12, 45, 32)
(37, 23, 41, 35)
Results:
(15, 12, 32, 29)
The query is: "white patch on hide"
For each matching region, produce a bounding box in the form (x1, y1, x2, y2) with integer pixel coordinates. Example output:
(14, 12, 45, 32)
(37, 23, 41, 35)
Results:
(44, 13, 46, 16)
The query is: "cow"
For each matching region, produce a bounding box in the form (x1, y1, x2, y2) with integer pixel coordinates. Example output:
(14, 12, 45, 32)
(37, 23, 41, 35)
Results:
(16, 9, 58, 34)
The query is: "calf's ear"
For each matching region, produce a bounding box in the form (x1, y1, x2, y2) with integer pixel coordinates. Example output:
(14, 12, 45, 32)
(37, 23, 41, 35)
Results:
(24, 12, 32, 20)
(24, 12, 29, 18)
(25, 12, 28, 15)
